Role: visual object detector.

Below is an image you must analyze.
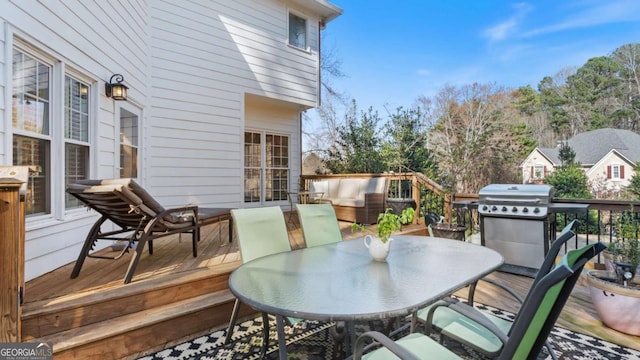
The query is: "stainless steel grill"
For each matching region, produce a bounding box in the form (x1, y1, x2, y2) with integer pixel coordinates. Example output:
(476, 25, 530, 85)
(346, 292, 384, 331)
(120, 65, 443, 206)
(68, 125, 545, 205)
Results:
(478, 184, 554, 276)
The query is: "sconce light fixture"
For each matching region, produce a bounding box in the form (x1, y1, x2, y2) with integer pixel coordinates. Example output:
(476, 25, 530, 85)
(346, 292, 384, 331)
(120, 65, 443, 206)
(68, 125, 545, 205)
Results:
(105, 74, 129, 101)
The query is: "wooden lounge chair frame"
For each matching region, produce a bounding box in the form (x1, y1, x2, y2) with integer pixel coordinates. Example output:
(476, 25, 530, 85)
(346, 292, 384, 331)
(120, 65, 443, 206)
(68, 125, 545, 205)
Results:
(67, 178, 232, 284)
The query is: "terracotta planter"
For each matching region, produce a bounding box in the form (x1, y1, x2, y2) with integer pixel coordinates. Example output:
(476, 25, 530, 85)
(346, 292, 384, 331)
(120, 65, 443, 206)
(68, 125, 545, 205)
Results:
(586, 270, 640, 336)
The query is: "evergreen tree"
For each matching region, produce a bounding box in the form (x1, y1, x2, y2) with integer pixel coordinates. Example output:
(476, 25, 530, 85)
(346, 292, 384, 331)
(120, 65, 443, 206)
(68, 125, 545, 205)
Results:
(325, 100, 386, 174)
(544, 165, 592, 199)
(558, 142, 576, 167)
(381, 106, 435, 175)
(627, 162, 640, 200)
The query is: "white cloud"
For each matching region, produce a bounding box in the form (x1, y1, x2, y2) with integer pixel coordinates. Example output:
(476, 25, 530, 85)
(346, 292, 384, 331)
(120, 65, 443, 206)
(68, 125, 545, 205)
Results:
(417, 69, 431, 76)
(484, 2, 533, 41)
(522, 0, 640, 37)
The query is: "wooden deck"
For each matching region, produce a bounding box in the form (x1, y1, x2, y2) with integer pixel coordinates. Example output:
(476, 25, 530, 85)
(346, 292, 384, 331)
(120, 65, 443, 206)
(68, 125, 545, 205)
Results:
(23, 212, 640, 358)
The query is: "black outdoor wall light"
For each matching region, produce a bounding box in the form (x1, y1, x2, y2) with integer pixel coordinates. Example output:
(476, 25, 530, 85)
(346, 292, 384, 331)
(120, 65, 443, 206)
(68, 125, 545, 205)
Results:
(105, 74, 129, 101)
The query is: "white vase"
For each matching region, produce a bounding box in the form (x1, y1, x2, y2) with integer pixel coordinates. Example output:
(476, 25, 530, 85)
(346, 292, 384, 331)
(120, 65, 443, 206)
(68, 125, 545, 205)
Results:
(364, 235, 392, 262)
(587, 270, 640, 336)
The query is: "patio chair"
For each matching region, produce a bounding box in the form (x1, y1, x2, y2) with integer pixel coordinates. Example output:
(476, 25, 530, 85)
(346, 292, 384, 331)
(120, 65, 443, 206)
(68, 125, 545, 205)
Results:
(353, 241, 606, 360)
(296, 203, 343, 247)
(66, 178, 232, 284)
(411, 220, 580, 358)
(224, 206, 292, 346)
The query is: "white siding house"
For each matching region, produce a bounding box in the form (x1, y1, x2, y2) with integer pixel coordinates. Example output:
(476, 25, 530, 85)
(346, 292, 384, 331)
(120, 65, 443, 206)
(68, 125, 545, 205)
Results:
(521, 128, 640, 197)
(0, 0, 342, 281)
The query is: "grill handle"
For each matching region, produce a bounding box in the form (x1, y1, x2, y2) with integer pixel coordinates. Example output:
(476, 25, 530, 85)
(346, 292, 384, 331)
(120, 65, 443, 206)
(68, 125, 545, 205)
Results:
(482, 197, 543, 204)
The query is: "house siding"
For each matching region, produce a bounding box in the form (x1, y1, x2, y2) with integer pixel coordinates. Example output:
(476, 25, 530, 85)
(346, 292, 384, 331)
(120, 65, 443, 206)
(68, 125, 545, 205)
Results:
(1, 0, 150, 280)
(587, 152, 633, 193)
(1, 0, 334, 280)
(245, 93, 302, 208)
(147, 0, 319, 207)
(521, 149, 554, 183)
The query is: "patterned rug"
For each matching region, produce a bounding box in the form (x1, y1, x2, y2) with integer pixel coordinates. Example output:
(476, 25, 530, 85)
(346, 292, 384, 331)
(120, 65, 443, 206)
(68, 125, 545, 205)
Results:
(138, 303, 640, 360)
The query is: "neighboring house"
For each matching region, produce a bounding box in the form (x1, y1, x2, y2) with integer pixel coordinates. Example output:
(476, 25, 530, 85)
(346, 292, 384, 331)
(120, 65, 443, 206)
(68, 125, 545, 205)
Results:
(521, 128, 640, 196)
(1, 0, 342, 280)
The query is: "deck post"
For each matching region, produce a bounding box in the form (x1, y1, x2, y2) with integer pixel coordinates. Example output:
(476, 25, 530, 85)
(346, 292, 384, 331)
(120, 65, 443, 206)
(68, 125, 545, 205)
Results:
(0, 178, 23, 342)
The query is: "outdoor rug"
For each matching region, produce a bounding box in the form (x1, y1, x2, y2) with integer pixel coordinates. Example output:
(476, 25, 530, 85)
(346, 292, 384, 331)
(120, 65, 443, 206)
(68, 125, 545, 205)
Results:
(138, 302, 640, 360)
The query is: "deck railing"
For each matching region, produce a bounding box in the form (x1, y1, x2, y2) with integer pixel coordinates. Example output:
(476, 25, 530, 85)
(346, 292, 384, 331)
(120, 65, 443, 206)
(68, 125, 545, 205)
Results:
(300, 174, 640, 249)
(300, 173, 449, 224)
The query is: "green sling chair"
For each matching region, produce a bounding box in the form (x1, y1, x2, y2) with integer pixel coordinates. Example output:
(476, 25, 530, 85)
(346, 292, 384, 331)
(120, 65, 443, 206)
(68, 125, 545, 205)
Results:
(296, 203, 343, 247)
(412, 219, 580, 358)
(224, 207, 292, 351)
(353, 241, 606, 360)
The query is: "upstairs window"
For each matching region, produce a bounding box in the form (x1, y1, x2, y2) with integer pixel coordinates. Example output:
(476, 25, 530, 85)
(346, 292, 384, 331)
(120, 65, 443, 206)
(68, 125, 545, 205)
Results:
(531, 164, 546, 179)
(288, 12, 307, 49)
(608, 164, 624, 180)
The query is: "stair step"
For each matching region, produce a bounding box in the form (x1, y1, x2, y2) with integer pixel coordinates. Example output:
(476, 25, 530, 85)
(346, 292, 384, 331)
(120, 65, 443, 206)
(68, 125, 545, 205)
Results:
(21, 263, 237, 339)
(40, 289, 235, 355)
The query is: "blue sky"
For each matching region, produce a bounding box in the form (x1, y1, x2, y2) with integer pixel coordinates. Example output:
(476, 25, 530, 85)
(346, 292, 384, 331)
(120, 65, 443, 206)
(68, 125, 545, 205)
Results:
(321, 0, 640, 114)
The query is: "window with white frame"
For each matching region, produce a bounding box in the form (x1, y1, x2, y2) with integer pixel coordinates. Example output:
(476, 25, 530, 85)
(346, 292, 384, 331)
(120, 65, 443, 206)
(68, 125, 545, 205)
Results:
(534, 164, 545, 179)
(64, 76, 91, 209)
(12, 45, 93, 216)
(243, 131, 289, 204)
(288, 11, 307, 49)
(12, 49, 52, 216)
(612, 164, 620, 179)
(119, 107, 139, 178)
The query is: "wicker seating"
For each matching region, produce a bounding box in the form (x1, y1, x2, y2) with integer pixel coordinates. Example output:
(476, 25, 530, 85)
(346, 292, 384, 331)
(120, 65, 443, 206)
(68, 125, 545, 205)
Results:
(308, 178, 387, 224)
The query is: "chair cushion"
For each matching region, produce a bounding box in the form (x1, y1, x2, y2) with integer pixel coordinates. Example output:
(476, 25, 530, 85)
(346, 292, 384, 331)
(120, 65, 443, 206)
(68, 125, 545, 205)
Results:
(337, 179, 367, 199)
(326, 179, 342, 198)
(363, 333, 460, 360)
(332, 198, 365, 207)
(309, 181, 329, 199)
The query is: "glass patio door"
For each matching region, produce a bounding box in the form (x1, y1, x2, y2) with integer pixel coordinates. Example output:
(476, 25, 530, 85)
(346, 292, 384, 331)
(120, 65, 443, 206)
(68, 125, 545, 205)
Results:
(244, 131, 289, 205)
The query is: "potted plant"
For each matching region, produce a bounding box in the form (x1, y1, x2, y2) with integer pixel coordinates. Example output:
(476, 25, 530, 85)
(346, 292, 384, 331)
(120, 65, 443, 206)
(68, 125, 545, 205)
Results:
(353, 207, 414, 261)
(427, 210, 467, 241)
(586, 209, 640, 336)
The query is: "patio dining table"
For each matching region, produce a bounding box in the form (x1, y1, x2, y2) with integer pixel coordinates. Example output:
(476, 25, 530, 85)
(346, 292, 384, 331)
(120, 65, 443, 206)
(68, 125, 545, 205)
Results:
(228, 235, 504, 360)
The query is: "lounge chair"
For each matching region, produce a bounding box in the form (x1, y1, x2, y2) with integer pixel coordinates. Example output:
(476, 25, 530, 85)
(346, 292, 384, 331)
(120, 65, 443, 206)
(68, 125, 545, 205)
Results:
(66, 178, 232, 284)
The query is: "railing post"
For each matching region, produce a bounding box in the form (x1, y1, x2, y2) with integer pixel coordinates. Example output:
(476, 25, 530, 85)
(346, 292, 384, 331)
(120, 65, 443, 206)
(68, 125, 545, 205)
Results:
(1, 178, 23, 342)
(412, 174, 420, 224)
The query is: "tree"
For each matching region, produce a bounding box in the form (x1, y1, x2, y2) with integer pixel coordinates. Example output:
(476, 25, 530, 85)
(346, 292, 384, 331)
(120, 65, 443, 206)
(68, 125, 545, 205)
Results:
(381, 106, 434, 175)
(558, 142, 576, 167)
(610, 43, 640, 131)
(325, 101, 386, 174)
(544, 165, 592, 199)
(538, 69, 572, 137)
(513, 85, 555, 147)
(565, 56, 620, 130)
(627, 162, 640, 200)
(421, 82, 530, 193)
(302, 33, 347, 160)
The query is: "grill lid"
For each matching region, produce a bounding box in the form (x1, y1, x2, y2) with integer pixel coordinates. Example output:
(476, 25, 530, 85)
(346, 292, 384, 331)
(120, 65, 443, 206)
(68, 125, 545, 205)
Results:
(478, 184, 553, 218)
(479, 184, 553, 204)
